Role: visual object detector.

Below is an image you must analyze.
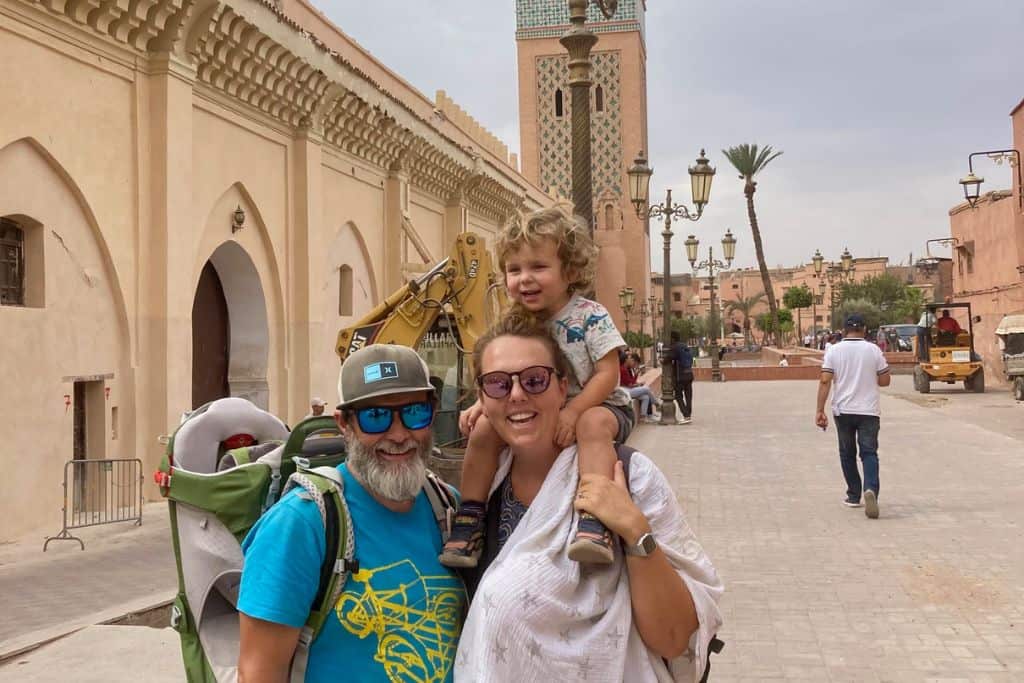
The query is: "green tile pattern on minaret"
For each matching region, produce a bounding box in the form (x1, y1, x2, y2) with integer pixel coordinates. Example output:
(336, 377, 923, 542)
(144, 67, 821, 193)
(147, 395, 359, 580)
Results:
(515, 0, 644, 40)
(535, 51, 622, 202)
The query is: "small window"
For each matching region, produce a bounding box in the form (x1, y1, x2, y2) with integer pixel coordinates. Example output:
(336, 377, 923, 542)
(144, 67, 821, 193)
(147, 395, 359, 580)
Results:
(0, 218, 24, 306)
(604, 204, 614, 231)
(339, 264, 353, 316)
(595, 85, 604, 112)
(673, 292, 681, 302)
(555, 89, 564, 118)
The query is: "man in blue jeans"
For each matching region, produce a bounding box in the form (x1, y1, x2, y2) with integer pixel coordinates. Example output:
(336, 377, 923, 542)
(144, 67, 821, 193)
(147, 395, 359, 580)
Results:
(815, 314, 891, 519)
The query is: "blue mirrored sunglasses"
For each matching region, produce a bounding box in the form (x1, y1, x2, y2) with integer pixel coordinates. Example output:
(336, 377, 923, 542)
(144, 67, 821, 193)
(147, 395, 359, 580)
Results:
(353, 401, 434, 435)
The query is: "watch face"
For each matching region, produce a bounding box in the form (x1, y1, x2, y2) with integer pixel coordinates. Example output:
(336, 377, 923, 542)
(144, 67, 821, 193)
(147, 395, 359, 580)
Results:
(639, 533, 657, 554)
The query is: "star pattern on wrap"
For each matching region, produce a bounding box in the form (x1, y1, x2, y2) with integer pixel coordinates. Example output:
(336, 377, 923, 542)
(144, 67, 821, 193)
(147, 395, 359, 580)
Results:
(457, 647, 469, 667)
(482, 592, 497, 615)
(526, 636, 544, 659)
(522, 590, 541, 610)
(493, 641, 508, 664)
(558, 627, 572, 644)
(576, 656, 594, 680)
(606, 626, 624, 649)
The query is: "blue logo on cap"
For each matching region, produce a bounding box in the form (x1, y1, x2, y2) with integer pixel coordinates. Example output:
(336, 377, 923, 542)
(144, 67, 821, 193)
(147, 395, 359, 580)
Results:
(364, 362, 399, 384)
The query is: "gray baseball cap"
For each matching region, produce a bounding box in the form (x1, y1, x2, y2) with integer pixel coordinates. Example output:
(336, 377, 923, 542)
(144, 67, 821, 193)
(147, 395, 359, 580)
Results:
(337, 344, 435, 408)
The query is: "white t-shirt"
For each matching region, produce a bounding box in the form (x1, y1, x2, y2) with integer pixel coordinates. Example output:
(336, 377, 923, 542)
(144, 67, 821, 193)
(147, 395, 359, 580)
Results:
(821, 337, 889, 416)
(549, 294, 630, 406)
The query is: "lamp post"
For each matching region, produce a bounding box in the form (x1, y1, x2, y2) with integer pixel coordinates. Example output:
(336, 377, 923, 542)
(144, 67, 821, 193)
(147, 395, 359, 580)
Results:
(647, 295, 657, 364)
(637, 301, 649, 359)
(812, 249, 824, 341)
(959, 149, 1022, 210)
(686, 231, 737, 382)
(819, 247, 855, 330)
(628, 149, 715, 424)
(618, 286, 635, 337)
(561, 0, 620, 230)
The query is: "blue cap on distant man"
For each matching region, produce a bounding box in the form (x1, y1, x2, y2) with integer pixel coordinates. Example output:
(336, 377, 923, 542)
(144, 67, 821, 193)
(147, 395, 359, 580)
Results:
(844, 313, 866, 329)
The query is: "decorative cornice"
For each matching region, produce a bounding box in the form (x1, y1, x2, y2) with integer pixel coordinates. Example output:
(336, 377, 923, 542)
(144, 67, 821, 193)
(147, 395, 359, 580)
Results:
(18, 0, 544, 223)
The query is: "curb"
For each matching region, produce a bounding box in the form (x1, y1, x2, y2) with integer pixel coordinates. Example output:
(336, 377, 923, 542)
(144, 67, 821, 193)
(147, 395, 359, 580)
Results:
(0, 591, 174, 663)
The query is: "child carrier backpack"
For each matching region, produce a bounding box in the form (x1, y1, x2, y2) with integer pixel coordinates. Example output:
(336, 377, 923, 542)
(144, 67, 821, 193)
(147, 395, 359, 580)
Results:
(157, 397, 456, 683)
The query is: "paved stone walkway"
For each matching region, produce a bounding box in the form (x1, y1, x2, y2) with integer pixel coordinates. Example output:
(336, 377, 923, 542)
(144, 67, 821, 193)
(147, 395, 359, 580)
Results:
(1, 377, 1021, 681)
(630, 377, 1024, 682)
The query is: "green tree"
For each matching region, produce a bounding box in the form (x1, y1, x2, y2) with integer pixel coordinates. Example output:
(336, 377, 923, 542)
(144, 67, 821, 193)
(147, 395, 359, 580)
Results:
(671, 316, 705, 345)
(783, 284, 814, 342)
(722, 143, 784, 343)
(623, 330, 654, 351)
(839, 274, 924, 324)
(726, 291, 767, 345)
(835, 298, 883, 332)
(755, 308, 793, 344)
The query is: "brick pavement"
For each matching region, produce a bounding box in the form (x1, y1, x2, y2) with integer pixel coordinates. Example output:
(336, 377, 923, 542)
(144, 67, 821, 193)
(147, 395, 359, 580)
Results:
(0, 501, 175, 654)
(629, 377, 1024, 682)
(1, 378, 1021, 681)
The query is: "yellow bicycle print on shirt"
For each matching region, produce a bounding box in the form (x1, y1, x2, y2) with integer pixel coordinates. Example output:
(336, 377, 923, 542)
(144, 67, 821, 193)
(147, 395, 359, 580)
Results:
(335, 558, 464, 682)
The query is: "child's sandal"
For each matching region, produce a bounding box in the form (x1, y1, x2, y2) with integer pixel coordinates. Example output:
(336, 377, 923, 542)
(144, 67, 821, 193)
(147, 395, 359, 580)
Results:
(568, 512, 615, 564)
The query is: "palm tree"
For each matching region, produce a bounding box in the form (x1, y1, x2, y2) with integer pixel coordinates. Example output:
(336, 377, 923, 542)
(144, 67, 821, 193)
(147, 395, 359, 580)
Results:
(726, 292, 766, 346)
(722, 144, 784, 344)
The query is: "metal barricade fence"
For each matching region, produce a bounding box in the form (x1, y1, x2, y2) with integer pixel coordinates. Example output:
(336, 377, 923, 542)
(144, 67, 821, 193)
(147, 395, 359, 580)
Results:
(43, 458, 144, 551)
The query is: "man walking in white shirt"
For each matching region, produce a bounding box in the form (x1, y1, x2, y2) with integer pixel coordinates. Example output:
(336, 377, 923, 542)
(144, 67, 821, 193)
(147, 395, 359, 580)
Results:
(815, 313, 891, 519)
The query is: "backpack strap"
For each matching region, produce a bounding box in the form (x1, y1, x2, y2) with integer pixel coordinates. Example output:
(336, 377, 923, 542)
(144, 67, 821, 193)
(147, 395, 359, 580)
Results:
(614, 443, 635, 487)
(282, 466, 355, 683)
(423, 470, 456, 543)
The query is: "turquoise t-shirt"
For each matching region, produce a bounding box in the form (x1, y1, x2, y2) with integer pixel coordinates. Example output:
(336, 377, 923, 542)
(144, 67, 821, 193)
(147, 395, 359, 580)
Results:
(238, 464, 465, 683)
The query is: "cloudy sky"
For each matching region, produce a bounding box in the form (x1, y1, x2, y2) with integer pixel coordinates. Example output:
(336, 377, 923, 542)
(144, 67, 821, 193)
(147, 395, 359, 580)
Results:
(315, 1, 1024, 274)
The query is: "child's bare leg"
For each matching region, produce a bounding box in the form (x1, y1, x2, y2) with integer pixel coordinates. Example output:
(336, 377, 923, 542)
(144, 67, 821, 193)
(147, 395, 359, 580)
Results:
(439, 416, 504, 568)
(568, 406, 620, 564)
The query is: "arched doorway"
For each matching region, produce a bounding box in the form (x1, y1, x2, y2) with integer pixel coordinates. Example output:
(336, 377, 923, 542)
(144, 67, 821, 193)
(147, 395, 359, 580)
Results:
(191, 262, 230, 408)
(191, 242, 270, 410)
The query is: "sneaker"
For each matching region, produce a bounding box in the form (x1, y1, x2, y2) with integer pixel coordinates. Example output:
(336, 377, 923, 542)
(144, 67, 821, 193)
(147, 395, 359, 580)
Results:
(438, 504, 486, 568)
(641, 416, 659, 424)
(864, 489, 879, 519)
(676, 416, 692, 425)
(567, 512, 614, 564)
(842, 498, 863, 508)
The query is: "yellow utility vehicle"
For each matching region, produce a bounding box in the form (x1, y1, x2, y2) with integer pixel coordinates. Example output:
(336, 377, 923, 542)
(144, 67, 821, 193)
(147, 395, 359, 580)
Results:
(334, 233, 506, 484)
(913, 302, 984, 394)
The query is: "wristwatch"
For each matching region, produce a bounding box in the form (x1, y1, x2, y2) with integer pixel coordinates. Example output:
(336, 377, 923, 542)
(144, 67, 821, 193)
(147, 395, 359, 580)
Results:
(623, 532, 658, 557)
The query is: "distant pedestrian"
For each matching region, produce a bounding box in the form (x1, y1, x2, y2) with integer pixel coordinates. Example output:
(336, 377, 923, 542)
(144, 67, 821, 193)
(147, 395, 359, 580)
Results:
(670, 331, 694, 424)
(916, 308, 935, 361)
(306, 397, 326, 418)
(815, 314, 891, 519)
(778, 355, 789, 367)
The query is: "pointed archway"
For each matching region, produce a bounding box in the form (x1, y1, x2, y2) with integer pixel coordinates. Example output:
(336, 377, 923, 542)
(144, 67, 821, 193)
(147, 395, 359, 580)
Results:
(192, 241, 270, 409)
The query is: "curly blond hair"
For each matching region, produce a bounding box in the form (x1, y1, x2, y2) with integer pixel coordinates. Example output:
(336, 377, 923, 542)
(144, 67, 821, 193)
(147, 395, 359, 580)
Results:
(496, 201, 598, 293)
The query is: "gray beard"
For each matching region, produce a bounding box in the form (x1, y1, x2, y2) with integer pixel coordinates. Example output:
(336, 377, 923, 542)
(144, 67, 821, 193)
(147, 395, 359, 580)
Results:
(346, 434, 430, 501)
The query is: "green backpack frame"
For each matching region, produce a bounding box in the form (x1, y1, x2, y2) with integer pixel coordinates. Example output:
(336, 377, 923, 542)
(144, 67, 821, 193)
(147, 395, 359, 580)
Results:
(158, 399, 455, 683)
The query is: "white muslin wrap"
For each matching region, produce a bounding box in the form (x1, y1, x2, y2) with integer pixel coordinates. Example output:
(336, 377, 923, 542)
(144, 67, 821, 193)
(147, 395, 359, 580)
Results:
(455, 446, 723, 682)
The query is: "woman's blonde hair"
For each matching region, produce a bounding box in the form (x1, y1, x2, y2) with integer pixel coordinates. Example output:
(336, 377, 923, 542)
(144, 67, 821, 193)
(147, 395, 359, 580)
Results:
(496, 201, 598, 293)
(471, 307, 571, 384)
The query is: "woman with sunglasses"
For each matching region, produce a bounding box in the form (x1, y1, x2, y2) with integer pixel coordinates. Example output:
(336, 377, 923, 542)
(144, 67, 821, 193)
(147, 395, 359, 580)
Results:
(455, 314, 723, 682)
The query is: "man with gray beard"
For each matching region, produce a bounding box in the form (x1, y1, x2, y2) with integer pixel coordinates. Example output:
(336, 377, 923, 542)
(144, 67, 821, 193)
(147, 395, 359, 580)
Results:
(238, 345, 466, 683)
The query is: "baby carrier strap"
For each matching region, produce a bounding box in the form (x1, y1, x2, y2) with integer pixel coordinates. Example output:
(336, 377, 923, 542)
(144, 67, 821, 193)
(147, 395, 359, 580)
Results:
(282, 465, 355, 683)
(423, 469, 457, 543)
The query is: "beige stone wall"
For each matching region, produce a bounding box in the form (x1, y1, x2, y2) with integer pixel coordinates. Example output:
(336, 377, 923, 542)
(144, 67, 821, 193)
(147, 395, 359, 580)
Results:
(0, 0, 550, 540)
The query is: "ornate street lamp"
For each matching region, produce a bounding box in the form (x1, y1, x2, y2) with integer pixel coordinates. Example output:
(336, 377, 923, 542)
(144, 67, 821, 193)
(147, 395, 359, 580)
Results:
(688, 231, 737, 382)
(618, 286, 635, 336)
(818, 248, 856, 330)
(628, 150, 714, 424)
(958, 149, 1022, 210)
(811, 249, 825, 339)
(561, 0, 620, 230)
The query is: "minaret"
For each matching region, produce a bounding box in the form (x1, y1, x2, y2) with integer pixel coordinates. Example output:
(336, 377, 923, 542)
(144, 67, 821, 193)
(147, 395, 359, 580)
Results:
(515, 0, 652, 331)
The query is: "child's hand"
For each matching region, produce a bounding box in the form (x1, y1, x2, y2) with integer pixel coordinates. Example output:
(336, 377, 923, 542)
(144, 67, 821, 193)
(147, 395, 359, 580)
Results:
(555, 406, 579, 448)
(459, 400, 485, 436)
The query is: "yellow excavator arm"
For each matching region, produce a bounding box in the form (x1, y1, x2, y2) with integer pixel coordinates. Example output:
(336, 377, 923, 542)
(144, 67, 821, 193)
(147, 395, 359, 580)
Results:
(335, 232, 505, 363)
